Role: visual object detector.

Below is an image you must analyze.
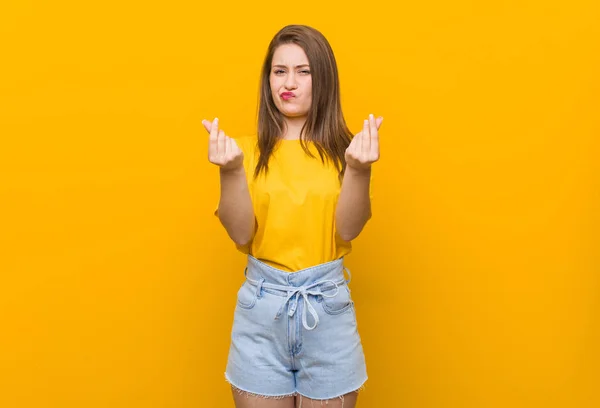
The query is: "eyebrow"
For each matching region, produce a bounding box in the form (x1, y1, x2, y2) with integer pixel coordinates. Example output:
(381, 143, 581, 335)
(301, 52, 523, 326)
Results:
(272, 64, 310, 69)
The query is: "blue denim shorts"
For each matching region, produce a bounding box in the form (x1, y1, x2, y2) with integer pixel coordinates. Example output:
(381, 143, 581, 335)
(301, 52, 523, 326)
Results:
(225, 255, 368, 400)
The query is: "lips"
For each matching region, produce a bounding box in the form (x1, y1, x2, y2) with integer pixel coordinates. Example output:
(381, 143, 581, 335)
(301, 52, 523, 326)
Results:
(280, 92, 295, 100)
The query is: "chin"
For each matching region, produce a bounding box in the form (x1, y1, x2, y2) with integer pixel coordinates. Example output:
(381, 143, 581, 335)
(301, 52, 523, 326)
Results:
(282, 109, 308, 118)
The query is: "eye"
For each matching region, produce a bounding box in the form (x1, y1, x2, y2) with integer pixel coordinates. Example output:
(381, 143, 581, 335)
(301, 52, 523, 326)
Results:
(273, 69, 285, 75)
(300, 70, 311, 75)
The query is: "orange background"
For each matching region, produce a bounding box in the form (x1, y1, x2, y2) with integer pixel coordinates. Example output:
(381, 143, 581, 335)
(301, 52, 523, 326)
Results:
(1, 1, 598, 407)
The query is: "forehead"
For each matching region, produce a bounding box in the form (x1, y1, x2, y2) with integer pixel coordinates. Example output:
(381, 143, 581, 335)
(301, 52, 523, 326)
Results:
(272, 44, 309, 66)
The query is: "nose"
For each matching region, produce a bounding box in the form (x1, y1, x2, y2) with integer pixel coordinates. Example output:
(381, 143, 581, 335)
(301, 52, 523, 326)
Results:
(284, 73, 297, 90)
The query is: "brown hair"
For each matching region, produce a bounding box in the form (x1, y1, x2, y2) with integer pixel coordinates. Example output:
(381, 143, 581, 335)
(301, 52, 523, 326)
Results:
(254, 24, 353, 181)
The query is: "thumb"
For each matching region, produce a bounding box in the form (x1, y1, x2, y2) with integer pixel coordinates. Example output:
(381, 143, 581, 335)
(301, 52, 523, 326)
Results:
(201, 119, 212, 134)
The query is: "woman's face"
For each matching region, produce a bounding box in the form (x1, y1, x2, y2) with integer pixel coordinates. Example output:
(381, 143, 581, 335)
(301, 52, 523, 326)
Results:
(269, 43, 312, 119)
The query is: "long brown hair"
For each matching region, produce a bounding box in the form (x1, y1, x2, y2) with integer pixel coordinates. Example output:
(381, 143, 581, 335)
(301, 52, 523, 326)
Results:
(254, 25, 353, 181)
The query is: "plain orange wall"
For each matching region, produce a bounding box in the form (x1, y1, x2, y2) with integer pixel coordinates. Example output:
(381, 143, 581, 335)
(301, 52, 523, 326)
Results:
(1, 1, 599, 407)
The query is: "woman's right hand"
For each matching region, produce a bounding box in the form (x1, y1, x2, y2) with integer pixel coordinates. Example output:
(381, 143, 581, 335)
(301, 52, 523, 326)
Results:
(202, 117, 244, 172)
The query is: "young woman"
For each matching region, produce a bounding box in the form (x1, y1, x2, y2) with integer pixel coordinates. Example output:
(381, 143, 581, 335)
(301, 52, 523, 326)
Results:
(203, 24, 382, 408)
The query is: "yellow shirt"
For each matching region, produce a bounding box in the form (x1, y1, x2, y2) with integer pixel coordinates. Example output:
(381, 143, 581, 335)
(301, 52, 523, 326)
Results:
(216, 135, 372, 272)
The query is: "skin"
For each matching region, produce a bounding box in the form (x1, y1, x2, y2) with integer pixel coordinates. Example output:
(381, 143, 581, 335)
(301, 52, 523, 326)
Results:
(336, 113, 383, 241)
(203, 42, 383, 408)
(269, 43, 312, 140)
(203, 117, 255, 246)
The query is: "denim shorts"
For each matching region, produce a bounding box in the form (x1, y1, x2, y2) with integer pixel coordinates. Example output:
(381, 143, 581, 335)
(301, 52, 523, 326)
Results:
(225, 255, 368, 400)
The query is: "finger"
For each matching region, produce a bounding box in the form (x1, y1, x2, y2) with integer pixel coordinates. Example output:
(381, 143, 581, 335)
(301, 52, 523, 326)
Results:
(218, 129, 226, 157)
(372, 118, 380, 156)
(209, 118, 218, 155)
(356, 125, 364, 155)
(226, 134, 232, 156)
(369, 113, 378, 141)
(202, 119, 211, 134)
(362, 119, 369, 154)
(369, 114, 379, 151)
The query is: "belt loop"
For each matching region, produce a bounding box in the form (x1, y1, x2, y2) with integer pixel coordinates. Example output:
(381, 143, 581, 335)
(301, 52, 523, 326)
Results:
(256, 277, 265, 299)
(343, 266, 352, 284)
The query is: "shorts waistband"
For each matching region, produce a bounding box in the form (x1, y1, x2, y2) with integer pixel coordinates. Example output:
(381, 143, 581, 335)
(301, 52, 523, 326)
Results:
(243, 255, 352, 331)
(245, 255, 350, 285)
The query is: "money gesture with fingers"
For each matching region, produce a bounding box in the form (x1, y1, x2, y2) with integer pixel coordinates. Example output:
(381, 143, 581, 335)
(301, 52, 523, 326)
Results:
(345, 114, 383, 171)
(202, 117, 244, 172)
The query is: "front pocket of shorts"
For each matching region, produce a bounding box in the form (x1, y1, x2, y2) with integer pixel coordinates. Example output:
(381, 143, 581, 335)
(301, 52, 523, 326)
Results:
(236, 280, 257, 309)
(320, 284, 353, 315)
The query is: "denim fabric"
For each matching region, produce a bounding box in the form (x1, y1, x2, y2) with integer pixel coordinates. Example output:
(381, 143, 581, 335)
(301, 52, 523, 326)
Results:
(225, 255, 368, 400)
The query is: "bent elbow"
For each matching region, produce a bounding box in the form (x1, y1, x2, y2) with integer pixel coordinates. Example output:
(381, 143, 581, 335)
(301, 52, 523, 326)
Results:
(336, 215, 371, 242)
(231, 229, 253, 246)
(338, 230, 358, 242)
(233, 236, 252, 247)
(230, 223, 256, 247)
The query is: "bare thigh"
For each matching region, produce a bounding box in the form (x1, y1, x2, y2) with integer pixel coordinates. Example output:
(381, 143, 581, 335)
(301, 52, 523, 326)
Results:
(231, 386, 296, 408)
(295, 392, 358, 408)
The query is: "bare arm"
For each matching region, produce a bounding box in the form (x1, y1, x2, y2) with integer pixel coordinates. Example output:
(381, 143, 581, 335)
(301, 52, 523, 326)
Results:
(217, 167, 255, 246)
(335, 114, 382, 241)
(204, 118, 256, 246)
(335, 166, 372, 241)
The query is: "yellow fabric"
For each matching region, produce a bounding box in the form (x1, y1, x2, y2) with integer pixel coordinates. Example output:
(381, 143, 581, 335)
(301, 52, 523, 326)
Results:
(215, 135, 373, 272)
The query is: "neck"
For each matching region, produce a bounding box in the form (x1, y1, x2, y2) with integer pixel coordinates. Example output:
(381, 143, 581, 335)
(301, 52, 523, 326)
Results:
(282, 116, 307, 140)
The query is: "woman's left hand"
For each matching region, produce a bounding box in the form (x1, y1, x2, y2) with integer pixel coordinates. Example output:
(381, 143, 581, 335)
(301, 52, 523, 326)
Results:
(345, 114, 383, 171)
